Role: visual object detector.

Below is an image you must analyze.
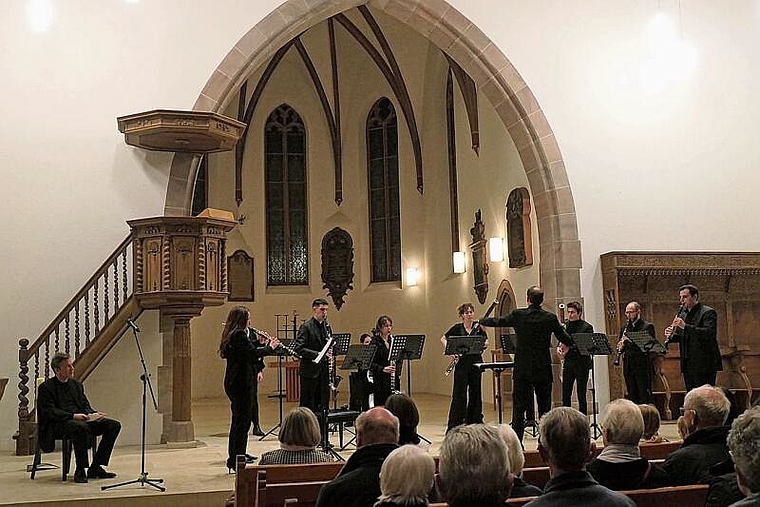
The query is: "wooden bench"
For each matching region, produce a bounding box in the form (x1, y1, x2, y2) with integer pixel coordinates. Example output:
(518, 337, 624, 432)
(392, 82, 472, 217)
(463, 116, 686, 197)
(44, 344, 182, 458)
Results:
(523, 440, 680, 468)
(257, 479, 329, 507)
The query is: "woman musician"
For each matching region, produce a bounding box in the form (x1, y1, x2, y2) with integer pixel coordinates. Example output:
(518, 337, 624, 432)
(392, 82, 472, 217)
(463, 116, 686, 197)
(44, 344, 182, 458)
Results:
(440, 302, 487, 431)
(370, 315, 396, 407)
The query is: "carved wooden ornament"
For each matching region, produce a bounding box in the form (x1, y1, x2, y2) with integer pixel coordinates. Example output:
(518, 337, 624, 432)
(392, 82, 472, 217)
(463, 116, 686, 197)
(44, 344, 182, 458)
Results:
(507, 188, 533, 268)
(321, 228, 355, 310)
(469, 209, 489, 304)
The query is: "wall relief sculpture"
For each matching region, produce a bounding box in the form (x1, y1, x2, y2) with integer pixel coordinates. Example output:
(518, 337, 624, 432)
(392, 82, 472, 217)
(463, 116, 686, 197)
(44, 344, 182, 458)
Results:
(321, 227, 354, 310)
(469, 209, 489, 304)
(228, 249, 254, 301)
(507, 187, 533, 268)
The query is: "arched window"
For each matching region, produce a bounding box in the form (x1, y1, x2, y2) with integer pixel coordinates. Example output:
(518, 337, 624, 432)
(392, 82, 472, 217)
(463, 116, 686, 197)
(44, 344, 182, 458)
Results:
(265, 104, 308, 286)
(367, 98, 401, 283)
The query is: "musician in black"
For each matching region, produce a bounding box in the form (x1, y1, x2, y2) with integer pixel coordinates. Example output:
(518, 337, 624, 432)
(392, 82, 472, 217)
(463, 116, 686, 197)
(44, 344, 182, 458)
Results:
(441, 302, 487, 431)
(479, 286, 573, 443)
(349, 333, 373, 412)
(369, 315, 396, 407)
(616, 301, 655, 404)
(558, 301, 594, 414)
(293, 298, 332, 415)
(664, 284, 721, 390)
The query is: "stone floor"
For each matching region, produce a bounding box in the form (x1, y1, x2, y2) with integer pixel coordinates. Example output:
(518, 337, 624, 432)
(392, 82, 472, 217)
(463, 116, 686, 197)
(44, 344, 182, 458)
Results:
(0, 393, 681, 506)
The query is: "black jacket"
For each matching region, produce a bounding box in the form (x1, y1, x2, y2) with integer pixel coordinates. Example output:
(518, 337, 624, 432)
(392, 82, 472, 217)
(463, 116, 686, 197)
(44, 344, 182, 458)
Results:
(619, 318, 657, 370)
(564, 319, 594, 368)
(663, 425, 731, 486)
(223, 328, 273, 396)
(315, 443, 398, 507)
(586, 457, 671, 490)
(294, 317, 330, 379)
(37, 376, 95, 453)
(667, 303, 722, 375)
(525, 470, 636, 507)
(481, 304, 572, 383)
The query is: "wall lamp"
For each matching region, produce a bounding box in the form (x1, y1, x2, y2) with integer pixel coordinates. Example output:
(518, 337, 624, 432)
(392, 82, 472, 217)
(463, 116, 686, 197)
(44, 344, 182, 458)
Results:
(452, 251, 466, 274)
(489, 237, 505, 263)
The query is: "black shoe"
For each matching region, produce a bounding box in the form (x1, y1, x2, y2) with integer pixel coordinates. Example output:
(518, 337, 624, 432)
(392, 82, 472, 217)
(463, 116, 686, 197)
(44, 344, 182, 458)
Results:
(74, 468, 88, 483)
(245, 454, 258, 463)
(87, 465, 117, 479)
(251, 426, 265, 437)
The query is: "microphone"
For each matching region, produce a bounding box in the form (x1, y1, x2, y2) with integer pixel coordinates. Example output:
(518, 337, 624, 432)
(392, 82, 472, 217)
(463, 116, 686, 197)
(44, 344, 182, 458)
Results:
(126, 317, 140, 333)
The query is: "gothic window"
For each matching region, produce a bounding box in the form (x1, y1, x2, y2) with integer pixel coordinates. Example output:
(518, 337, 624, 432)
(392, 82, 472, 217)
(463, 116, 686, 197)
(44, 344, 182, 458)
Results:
(367, 98, 401, 283)
(265, 104, 308, 286)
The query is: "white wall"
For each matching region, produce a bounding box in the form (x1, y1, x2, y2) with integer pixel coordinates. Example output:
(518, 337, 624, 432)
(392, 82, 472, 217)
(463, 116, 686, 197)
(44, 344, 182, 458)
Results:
(2, 0, 760, 449)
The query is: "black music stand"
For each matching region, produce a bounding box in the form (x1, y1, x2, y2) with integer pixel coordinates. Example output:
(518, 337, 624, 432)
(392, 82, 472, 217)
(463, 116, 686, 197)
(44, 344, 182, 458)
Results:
(388, 335, 407, 393)
(330, 333, 351, 410)
(444, 335, 487, 357)
(260, 339, 299, 441)
(626, 330, 661, 354)
(499, 334, 517, 355)
(573, 332, 612, 439)
(473, 361, 515, 424)
(342, 343, 376, 414)
(396, 335, 426, 396)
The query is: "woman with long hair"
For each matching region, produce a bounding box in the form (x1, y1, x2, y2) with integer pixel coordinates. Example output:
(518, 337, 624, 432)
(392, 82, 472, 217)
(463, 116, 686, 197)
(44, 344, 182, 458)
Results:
(219, 306, 280, 472)
(370, 315, 396, 407)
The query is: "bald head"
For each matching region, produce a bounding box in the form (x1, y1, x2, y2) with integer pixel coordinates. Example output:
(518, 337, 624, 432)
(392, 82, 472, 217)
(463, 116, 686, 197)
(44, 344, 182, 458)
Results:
(356, 407, 400, 447)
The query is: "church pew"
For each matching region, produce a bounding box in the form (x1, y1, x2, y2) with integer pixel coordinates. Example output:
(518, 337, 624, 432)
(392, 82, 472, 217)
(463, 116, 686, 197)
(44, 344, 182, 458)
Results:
(522, 440, 681, 468)
(256, 480, 329, 507)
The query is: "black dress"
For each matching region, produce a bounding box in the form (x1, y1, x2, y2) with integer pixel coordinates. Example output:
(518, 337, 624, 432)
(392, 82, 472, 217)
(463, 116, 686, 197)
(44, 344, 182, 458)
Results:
(444, 322, 486, 430)
(370, 335, 396, 406)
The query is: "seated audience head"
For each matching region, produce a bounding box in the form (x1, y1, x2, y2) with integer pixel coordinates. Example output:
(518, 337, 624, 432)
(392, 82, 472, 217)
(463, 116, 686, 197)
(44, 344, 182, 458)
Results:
(384, 393, 421, 445)
(600, 399, 644, 446)
(497, 423, 526, 475)
(438, 424, 512, 507)
(682, 384, 731, 435)
(377, 445, 435, 505)
(356, 406, 400, 448)
(727, 407, 760, 498)
(279, 407, 322, 448)
(638, 404, 662, 441)
(539, 406, 594, 473)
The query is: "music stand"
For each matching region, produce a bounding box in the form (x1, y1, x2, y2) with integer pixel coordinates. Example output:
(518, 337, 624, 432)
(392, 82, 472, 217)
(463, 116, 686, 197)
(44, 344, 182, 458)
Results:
(626, 330, 660, 354)
(572, 333, 612, 439)
(260, 339, 299, 441)
(330, 333, 351, 410)
(444, 335, 487, 357)
(388, 335, 408, 393)
(499, 334, 517, 355)
(473, 361, 515, 424)
(396, 335, 426, 396)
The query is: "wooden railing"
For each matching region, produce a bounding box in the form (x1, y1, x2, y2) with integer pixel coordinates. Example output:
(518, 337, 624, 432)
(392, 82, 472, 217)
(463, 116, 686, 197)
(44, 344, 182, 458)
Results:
(15, 235, 136, 455)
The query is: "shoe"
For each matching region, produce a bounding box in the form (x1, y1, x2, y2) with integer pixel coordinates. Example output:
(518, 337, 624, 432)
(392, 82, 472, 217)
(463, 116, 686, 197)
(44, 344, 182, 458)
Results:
(74, 468, 88, 483)
(226, 458, 236, 474)
(251, 426, 265, 437)
(87, 465, 117, 479)
(245, 454, 258, 463)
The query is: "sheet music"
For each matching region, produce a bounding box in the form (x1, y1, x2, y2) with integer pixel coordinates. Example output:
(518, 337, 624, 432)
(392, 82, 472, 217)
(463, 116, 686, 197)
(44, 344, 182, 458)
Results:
(314, 336, 335, 364)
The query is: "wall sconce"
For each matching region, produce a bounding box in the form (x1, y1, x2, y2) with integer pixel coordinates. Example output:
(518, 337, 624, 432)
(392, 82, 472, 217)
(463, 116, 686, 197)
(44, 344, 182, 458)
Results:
(489, 237, 505, 262)
(405, 267, 420, 287)
(452, 251, 466, 274)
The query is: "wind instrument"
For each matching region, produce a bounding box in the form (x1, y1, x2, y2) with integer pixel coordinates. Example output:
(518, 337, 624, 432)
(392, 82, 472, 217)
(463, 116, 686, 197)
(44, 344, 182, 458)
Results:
(663, 304, 686, 350)
(445, 298, 499, 376)
(323, 319, 341, 392)
(250, 327, 299, 357)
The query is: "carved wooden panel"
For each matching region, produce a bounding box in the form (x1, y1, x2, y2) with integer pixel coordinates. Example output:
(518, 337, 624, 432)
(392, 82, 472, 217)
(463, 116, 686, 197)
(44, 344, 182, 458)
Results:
(321, 227, 354, 310)
(469, 209, 489, 304)
(601, 252, 760, 417)
(228, 249, 254, 302)
(507, 187, 533, 268)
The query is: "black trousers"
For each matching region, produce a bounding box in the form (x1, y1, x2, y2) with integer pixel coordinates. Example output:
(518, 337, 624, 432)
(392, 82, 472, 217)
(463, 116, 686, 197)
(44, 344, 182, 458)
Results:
(562, 356, 591, 415)
(227, 389, 252, 465)
(512, 379, 551, 443)
(299, 371, 330, 415)
(624, 351, 652, 404)
(250, 376, 260, 428)
(684, 368, 717, 391)
(447, 357, 484, 430)
(56, 418, 121, 469)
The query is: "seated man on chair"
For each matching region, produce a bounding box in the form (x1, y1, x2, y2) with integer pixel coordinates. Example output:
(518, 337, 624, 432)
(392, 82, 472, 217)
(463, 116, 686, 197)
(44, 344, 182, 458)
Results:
(37, 352, 121, 483)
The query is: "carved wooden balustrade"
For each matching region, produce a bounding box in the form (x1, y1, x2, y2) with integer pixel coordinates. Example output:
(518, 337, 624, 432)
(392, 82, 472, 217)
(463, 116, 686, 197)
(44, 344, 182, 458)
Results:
(15, 236, 136, 455)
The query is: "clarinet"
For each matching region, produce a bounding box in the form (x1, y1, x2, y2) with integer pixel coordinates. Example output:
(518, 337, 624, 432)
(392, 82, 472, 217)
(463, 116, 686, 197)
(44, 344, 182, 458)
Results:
(324, 319, 338, 392)
(445, 298, 499, 376)
(664, 304, 686, 350)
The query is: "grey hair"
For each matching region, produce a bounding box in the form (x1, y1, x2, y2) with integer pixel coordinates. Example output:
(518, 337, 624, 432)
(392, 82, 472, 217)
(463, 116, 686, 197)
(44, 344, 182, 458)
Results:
(497, 423, 525, 474)
(539, 407, 591, 471)
(684, 384, 730, 428)
(439, 424, 511, 506)
(727, 407, 760, 494)
(376, 445, 435, 505)
(601, 399, 644, 445)
(51, 352, 70, 372)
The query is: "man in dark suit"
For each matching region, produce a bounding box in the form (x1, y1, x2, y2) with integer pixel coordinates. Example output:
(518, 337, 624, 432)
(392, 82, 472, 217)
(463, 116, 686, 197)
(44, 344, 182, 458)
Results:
(293, 298, 332, 416)
(616, 301, 656, 404)
(37, 352, 121, 483)
(558, 301, 594, 414)
(480, 286, 573, 443)
(664, 284, 722, 390)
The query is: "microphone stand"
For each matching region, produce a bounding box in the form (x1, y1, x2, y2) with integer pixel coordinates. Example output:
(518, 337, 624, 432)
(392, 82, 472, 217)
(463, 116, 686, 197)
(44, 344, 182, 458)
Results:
(102, 321, 165, 492)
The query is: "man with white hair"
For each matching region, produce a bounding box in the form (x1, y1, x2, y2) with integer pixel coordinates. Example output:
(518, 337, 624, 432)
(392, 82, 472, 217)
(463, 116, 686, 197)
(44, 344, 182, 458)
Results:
(663, 384, 732, 485)
(727, 407, 760, 506)
(526, 407, 635, 507)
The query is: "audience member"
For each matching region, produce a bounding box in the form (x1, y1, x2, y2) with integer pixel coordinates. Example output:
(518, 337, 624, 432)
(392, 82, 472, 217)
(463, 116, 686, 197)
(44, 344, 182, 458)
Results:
(258, 407, 333, 465)
(438, 424, 512, 507)
(498, 423, 542, 498)
(385, 393, 421, 446)
(525, 407, 635, 507)
(315, 407, 399, 507)
(586, 399, 671, 490)
(374, 445, 435, 507)
(726, 407, 760, 506)
(638, 404, 666, 443)
(37, 352, 121, 483)
(663, 384, 731, 485)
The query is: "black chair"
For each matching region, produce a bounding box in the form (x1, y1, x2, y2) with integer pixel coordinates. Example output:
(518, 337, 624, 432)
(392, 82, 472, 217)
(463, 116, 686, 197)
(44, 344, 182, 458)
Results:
(28, 426, 96, 481)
